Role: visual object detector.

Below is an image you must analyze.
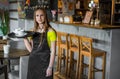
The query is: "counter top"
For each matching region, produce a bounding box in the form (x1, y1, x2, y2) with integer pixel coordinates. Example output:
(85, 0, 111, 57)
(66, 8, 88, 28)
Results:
(51, 21, 120, 29)
(0, 49, 29, 59)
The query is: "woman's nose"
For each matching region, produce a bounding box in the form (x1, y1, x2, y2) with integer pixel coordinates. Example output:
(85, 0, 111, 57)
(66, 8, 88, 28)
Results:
(39, 16, 42, 19)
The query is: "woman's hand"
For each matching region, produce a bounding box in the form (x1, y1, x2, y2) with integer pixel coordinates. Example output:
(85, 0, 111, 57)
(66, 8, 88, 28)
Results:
(46, 67, 52, 77)
(24, 37, 33, 52)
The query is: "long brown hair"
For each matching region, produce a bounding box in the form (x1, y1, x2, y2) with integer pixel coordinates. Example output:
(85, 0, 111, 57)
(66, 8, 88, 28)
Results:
(33, 8, 51, 32)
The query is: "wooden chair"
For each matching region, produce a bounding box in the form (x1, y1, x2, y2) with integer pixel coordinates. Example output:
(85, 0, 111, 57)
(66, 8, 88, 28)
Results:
(55, 31, 69, 78)
(0, 65, 8, 79)
(79, 36, 106, 79)
(68, 34, 80, 79)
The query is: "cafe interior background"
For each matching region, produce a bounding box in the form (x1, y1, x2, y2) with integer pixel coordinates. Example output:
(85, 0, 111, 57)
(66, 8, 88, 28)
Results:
(0, 0, 120, 79)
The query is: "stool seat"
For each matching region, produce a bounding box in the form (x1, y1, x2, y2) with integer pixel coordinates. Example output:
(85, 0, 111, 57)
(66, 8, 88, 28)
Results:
(60, 43, 68, 48)
(70, 45, 79, 51)
(82, 48, 105, 57)
(93, 48, 106, 54)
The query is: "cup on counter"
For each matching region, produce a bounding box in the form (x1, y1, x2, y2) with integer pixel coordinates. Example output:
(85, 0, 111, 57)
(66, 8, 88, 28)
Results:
(3, 44, 10, 54)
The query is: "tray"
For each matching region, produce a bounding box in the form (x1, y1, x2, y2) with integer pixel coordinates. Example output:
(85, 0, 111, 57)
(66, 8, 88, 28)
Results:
(8, 31, 35, 38)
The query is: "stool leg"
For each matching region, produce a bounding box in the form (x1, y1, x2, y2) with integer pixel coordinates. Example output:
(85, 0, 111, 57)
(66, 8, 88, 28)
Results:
(58, 47, 62, 73)
(56, 54, 60, 71)
(91, 57, 95, 79)
(75, 51, 80, 79)
(56, 46, 60, 71)
(68, 50, 75, 78)
(62, 49, 65, 73)
(65, 48, 68, 76)
(102, 53, 106, 79)
(79, 54, 83, 79)
(63, 49, 66, 67)
(68, 50, 72, 77)
(88, 56, 92, 79)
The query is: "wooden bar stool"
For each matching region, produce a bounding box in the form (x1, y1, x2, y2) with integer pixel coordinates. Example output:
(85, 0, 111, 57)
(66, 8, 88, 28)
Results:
(68, 34, 80, 79)
(55, 31, 69, 78)
(79, 36, 106, 79)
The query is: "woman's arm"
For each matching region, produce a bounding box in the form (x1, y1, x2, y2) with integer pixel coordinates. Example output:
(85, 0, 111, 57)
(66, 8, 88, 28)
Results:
(24, 38, 33, 52)
(48, 41, 56, 69)
(46, 28, 57, 77)
(46, 40, 56, 77)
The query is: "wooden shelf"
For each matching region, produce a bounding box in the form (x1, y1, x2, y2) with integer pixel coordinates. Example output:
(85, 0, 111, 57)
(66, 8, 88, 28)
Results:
(114, 12, 120, 14)
(9, 1, 17, 3)
(114, 22, 120, 23)
(115, 2, 120, 4)
(9, 9, 17, 12)
(9, 1, 23, 3)
(100, 1, 111, 3)
(9, 17, 18, 20)
(75, 9, 88, 11)
(111, 0, 120, 25)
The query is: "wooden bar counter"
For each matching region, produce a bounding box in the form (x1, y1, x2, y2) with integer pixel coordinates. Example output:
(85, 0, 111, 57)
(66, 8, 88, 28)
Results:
(52, 21, 120, 29)
(50, 21, 120, 79)
(0, 49, 29, 59)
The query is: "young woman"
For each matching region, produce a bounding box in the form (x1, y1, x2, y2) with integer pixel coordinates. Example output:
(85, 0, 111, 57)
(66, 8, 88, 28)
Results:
(24, 8, 56, 79)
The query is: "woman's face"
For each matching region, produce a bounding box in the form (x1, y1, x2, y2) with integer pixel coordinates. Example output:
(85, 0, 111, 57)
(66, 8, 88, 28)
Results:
(35, 10, 45, 24)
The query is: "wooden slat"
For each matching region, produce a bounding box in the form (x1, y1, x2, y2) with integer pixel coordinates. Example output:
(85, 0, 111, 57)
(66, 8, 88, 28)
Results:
(10, 17, 18, 20)
(9, 9, 17, 12)
(9, 1, 17, 3)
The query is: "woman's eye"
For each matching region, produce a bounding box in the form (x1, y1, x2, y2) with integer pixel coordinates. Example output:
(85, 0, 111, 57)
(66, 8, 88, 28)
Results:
(41, 14, 44, 16)
(36, 14, 44, 17)
(36, 15, 39, 17)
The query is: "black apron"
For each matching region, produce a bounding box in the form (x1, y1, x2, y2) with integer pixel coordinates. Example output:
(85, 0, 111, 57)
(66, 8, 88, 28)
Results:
(27, 32, 53, 79)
